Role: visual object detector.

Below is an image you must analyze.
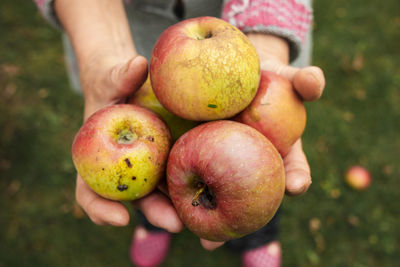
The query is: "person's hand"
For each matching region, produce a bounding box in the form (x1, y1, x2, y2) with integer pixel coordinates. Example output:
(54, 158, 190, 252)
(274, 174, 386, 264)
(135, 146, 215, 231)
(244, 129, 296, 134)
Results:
(75, 54, 224, 251)
(74, 54, 184, 233)
(190, 34, 326, 251)
(246, 33, 325, 196)
(53, 0, 186, 234)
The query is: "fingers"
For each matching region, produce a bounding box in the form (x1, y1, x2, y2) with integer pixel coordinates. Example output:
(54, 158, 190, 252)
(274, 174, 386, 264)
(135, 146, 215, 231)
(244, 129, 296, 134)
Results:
(83, 55, 148, 121)
(75, 175, 130, 226)
(200, 239, 225, 251)
(283, 139, 312, 195)
(110, 55, 148, 99)
(75, 173, 182, 233)
(261, 61, 325, 102)
(134, 191, 184, 233)
(293, 66, 325, 101)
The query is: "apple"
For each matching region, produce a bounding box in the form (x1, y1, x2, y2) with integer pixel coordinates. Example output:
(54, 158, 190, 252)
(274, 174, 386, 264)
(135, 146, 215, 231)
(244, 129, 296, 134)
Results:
(150, 16, 260, 121)
(128, 76, 199, 141)
(345, 165, 371, 190)
(235, 71, 306, 156)
(167, 120, 285, 241)
(72, 104, 171, 201)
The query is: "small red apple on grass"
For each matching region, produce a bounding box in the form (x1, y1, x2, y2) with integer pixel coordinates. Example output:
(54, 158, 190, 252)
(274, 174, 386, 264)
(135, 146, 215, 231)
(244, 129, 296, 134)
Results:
(345, 165, 371, 190)
(167, 120, 285, 241)
(150, 16, 260, 121)
(128, 76, 199, 141)
(235, 71, 306, 156)
(72, 104, 171, 201)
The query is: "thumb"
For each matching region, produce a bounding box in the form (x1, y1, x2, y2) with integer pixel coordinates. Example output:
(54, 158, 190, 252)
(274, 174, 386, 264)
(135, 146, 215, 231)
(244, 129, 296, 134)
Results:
(109, 55, 148, 99)
(261, 61, 325, 101)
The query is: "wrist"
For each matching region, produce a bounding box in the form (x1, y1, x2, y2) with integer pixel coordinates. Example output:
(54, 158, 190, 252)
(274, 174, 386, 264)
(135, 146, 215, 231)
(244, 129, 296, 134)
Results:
(55, 0, 136, 72)
(246, 33, 290, 66)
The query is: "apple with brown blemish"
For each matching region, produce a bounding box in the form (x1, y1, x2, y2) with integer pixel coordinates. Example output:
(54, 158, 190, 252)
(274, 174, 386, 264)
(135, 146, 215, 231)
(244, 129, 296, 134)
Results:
(72, 104, 171, 201)
(128, 76, 199, 141)
(150, 16, 260, 121)
(235, 71, 306, 156)
(167, 121, 285, 241)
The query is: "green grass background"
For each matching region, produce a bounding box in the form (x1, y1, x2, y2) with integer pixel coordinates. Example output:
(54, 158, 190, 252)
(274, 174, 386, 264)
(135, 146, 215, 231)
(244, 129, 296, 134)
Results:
(0, 0, 399, 266)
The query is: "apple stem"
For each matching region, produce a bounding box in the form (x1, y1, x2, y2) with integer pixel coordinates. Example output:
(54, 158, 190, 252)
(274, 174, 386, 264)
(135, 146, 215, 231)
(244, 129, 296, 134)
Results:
(192, 182, 206, 207)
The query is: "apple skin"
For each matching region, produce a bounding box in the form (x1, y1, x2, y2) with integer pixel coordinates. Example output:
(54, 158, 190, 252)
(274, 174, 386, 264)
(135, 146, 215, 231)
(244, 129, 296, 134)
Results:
(345, 165, 371, 190)
(150, 16, 260, 121)
(167, 120, 285, 241)
(235, 71, 306, 156)
(72, 104, 171, 201)
(128, 77, 199, 142)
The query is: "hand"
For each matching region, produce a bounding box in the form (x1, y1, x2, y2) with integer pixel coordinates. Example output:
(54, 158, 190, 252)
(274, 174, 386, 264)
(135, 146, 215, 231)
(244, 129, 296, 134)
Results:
(192, 34, 326, 251)
(246, 33, 325, 196)
(75, 54, 185, 234)
(55, 0, 185, 233)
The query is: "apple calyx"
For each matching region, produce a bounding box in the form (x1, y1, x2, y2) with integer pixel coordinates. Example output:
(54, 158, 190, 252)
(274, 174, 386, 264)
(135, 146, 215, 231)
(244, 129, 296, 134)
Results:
(117, 129, 138, 144)
(191, 181, 216, 209)
(185, 26, 213, 41)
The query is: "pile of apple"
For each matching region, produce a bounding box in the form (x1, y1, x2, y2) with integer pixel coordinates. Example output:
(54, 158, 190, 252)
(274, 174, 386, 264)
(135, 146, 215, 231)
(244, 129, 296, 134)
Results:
(72, 17, 306, 242)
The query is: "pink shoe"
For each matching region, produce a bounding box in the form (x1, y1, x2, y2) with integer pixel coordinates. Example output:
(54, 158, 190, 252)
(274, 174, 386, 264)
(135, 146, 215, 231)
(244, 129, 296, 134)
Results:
(130, 226, 171, 267)
(242, 241, 281, 267)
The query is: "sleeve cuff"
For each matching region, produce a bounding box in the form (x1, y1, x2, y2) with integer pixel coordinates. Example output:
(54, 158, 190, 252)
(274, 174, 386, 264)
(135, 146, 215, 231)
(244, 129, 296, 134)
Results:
(222, 0, 312, 62)
(34, 0, 63, 30)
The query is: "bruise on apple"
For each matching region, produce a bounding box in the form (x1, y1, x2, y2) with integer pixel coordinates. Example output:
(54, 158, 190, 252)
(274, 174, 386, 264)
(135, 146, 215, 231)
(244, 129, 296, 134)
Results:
(146, 135, 155, 142)
(248, 105, 260, 122)
(124, 158, 132, 168)
(117, 184, 128, 191)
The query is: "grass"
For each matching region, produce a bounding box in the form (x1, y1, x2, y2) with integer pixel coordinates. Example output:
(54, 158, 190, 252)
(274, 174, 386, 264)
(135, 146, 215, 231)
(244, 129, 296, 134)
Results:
(0, 0, 399, 266)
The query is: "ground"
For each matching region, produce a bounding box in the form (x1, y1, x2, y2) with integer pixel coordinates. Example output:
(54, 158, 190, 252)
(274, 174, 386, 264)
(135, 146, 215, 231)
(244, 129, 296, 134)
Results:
(0, 0, 399, 266)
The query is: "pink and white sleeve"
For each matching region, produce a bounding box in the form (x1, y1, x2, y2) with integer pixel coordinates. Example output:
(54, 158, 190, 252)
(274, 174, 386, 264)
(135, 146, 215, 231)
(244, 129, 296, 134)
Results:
(222, 0, 313, 61)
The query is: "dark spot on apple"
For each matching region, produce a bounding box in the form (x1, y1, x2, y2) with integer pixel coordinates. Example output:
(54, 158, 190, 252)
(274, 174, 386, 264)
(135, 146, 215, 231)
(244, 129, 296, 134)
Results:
(144, 178, 147, 182)
(132, 176, 136, 180)
(146, 135, 155, 142)
(117, 184, 128, 191)
(148, 156, 151, 160)
(125, 158, 132, 168)
(102, 168, 105, 171)
(205, 32, 212, 39)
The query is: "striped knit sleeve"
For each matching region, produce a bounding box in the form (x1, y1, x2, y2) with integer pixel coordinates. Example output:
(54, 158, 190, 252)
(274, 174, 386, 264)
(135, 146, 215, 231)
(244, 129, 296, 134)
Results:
(34, 0, 62, 29)
(222, 0, 312, 62)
